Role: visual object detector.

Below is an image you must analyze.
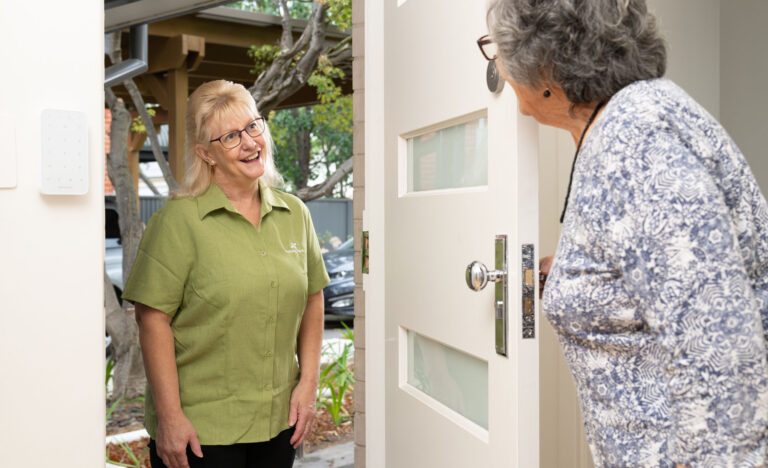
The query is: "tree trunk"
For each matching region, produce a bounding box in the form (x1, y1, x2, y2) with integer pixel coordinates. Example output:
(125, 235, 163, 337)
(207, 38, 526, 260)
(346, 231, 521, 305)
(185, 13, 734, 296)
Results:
(105, 88, 147, 401)
(105, 271, 145, 400)
(294, 109, 312, 188)
(295, 156, 353, 201)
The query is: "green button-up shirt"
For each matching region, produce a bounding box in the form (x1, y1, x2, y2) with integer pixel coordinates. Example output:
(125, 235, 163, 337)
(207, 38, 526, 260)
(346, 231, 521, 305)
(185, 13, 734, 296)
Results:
(122, 181, 330, 445)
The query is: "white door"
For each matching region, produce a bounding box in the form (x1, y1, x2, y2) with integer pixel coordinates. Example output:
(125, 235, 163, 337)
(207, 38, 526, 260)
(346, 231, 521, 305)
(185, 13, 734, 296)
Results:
(378, 0, 541, 466)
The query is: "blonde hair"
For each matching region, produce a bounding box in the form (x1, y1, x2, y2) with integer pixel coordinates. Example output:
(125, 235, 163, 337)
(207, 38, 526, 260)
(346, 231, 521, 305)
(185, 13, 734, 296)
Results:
(174, 80, 283, 198)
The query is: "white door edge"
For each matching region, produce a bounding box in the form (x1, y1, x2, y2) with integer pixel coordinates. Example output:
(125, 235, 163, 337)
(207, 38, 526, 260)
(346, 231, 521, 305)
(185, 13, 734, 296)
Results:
(363, 0, 386, 466)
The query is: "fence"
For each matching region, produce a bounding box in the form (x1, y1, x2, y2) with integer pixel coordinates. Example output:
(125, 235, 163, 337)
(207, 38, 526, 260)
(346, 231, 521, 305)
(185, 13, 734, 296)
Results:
(106, 195, 353, 243)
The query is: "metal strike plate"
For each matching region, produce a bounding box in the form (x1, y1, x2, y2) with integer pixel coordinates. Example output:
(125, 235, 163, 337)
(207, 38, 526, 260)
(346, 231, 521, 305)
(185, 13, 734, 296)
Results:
(494, 235, 508, 355)
(361, 231, 369, 274)
(522, 244, 535, 339)
(465, 235, 508, 356)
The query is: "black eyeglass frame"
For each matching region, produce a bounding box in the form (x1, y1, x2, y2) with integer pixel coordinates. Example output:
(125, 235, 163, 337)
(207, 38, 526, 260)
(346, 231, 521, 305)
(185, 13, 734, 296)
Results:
(477, 34, 498, 61)
(209, 117, 267, 149)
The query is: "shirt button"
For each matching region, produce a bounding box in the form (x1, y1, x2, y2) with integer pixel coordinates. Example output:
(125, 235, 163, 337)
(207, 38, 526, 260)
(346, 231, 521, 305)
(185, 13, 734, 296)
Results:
(271, 280, 278, 288)
(260, 250, 267, 256)
(265, 351, 273, 358)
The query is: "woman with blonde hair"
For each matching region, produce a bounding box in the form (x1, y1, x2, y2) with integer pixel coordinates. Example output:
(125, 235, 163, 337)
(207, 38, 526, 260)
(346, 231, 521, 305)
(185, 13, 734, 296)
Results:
(123, 80, 329, 468)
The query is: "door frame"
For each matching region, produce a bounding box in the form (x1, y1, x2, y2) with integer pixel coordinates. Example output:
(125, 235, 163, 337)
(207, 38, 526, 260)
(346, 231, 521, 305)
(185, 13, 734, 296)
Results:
(361, 0, 386, 466)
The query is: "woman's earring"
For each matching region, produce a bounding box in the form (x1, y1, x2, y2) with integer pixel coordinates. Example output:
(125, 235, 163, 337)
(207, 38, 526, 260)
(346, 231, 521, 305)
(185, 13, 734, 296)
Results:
(208, 159, 216, 167)
(543, 88, 551, 98)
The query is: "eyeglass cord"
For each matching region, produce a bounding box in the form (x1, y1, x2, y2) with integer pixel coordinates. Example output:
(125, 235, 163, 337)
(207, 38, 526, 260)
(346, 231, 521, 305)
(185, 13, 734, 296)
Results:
(560, 101, 606, 224)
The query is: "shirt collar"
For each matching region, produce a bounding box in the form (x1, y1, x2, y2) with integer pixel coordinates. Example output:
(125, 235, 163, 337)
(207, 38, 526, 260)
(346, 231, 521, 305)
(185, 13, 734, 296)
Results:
(197, 179, 290, 220)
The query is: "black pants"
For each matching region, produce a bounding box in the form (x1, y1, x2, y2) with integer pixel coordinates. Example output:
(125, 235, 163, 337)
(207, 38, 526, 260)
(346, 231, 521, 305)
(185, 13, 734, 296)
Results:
(148, 427, 295, 468)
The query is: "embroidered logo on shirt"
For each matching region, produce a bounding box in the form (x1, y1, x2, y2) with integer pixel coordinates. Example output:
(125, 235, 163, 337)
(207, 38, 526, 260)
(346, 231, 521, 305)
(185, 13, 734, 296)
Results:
(285, 242, 305, 254)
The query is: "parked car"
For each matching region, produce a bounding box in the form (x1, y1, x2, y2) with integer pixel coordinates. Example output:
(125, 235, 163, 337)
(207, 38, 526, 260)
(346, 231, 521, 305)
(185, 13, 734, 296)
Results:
(105, 202, 124, 302)
(322, 237, 354, 320)
(105, 237, 123, 292)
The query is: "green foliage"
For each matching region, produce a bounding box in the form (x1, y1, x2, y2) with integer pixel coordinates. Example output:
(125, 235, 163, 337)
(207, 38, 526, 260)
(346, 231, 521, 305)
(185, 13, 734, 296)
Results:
(341, 320, 354, 340)
(316, 329, 354, 426)
(269, 96, 352, 196)
(129, 107, 156, 134)
(248, 44, 281, 77)
(106, 355, 116, 392)
(106, 397, 122, 423)
(106, 396, 147, 466)
(106, 441, 146, 468)
(324, 0, 352, 31)
(308, 56, 345, 104)
(228, 0, 350, 30)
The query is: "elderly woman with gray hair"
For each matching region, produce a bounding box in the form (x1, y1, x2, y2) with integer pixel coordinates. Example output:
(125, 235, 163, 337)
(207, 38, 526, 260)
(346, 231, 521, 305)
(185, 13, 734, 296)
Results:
(482, 0, 768, 466)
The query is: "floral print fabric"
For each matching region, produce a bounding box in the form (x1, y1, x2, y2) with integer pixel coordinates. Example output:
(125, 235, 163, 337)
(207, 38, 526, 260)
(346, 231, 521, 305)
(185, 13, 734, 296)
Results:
(543, 79, 768, 467)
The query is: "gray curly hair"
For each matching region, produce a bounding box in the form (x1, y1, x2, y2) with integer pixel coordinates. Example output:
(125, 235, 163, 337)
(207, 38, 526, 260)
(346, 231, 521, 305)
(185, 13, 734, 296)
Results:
(487, 0, 667, 105)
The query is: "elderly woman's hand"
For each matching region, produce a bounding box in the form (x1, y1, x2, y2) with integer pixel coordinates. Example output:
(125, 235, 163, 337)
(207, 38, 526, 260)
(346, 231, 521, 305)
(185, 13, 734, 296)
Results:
(155, 411, 203, 468)
(539, 255, 554, 299)
(289, 378, 318, 448)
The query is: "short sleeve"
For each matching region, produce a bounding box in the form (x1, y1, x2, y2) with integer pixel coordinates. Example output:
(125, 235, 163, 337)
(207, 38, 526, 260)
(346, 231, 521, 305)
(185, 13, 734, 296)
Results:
(600, 126, 768, 466)
(303, 205, 330, 295)
(122, 204, 193, 317)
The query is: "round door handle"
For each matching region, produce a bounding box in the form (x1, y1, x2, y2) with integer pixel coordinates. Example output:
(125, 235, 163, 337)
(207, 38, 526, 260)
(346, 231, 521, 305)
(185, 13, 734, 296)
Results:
(466, 261, 506, 291)
(466, 261, 489, 291)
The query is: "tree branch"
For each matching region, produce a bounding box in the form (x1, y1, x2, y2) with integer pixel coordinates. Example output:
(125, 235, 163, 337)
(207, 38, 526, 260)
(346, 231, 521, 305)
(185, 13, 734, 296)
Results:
(105, 29, 179, 193)
(294, 156, 353, 201)
(279, 0, 293, 50)
(138, 166, 161, 195)
(327, 36, 352, 71)
(249, 0, 331, 114)
(122, 79, 179, 193)
(106, 31, 122, 64)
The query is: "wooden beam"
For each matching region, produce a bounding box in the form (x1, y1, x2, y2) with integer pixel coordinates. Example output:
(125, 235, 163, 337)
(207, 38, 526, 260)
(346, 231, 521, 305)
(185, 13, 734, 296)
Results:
(203, 43, 254, 66)
(147, 34, 205, 74)
(190, 61, 257, 83)
(168, 66, 188, 181)
(137, 74, 169, 109)
(185, 35, 205, 71)
(149, 16, 283, 48)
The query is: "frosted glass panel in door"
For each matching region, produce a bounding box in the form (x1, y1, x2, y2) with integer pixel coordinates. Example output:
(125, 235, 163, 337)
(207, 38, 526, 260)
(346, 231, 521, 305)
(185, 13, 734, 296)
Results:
(407, 117, 488, 192)
(407, 330, 489, 429)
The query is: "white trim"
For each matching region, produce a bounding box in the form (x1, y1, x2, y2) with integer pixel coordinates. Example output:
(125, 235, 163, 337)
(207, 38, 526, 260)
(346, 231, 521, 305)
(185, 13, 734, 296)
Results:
(397, 327, 490, 443)
(363, 0, 386, 466)
(106, 429, 150, 446)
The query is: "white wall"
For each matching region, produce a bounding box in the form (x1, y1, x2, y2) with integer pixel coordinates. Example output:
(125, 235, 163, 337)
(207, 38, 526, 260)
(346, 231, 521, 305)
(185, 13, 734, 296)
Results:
(0, 2, 104, 467)
(720, 0, 768, 193)
(538, 2, 722, 466)
(651, 0, 721, 118)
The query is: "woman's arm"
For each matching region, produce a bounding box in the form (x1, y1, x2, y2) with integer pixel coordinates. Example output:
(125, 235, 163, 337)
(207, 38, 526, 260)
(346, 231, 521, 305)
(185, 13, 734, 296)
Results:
(135, 303, 203, 468)
(289, 290, 325, 448)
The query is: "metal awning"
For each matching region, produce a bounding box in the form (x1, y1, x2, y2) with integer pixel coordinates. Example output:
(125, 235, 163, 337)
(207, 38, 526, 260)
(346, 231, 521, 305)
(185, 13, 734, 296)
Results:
(105, 0, 231, 32)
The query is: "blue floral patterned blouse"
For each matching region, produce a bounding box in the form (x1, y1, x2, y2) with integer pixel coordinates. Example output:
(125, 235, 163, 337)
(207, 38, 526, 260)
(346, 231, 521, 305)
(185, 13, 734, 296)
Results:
(543, 79, 768, 467)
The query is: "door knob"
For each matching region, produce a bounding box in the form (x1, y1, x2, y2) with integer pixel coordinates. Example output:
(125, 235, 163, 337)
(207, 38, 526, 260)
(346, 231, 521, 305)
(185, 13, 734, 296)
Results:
(465, 235, 509, 356)
(465, 261, 506, 291)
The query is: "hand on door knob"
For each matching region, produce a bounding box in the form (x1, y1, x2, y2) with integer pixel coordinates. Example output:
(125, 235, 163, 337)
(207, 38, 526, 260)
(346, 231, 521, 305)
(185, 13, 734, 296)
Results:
(466, 261, 506, 291)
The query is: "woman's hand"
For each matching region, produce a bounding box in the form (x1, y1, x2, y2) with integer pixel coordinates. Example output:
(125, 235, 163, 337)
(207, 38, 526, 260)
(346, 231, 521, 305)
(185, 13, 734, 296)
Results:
(155, 411, 203, 468)
(539, 255, 554, 299)
(289, 378, 318, 448)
